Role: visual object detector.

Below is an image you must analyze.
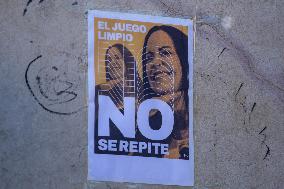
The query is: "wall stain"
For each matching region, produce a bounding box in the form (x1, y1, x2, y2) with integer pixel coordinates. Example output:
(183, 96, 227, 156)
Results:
(158, 0, 181, 16)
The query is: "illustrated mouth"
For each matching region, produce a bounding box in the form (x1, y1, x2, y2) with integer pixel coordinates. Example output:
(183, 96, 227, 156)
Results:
(150, 70, 173, 81)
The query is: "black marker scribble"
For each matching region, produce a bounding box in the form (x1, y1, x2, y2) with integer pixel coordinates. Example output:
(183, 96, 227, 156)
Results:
(218, 47, 227, 59)
(36, 75, 50, 99)
(263, 144, 270, 160)
(235, 82, 244, 101)
(23, 0, 45, 16)
(23, 0, 33, 16)
(259, 126, 267, 135)
(249, 102, 256, 122)
(251, 102, 256, 113)
(25, 55, 84, 115)
(258, 126, 270, 160)
(49, 80, 78, 105)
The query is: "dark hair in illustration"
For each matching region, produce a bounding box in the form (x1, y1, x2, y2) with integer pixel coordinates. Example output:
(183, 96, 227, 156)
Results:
(105, 44, 134, 81)
(141, 25, 189, 102)
(104, 44, 139, 103)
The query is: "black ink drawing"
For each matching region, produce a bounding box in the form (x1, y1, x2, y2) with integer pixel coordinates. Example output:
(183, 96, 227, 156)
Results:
(23, 0, 46, 16)
(25, 55, 84, 115)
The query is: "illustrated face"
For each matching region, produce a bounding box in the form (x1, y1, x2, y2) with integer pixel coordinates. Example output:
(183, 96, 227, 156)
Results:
(144, 30, 182, 95)
(106, 47, 124, 80)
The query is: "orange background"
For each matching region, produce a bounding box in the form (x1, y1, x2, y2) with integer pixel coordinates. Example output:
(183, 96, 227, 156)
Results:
(94, 17, 189, 84)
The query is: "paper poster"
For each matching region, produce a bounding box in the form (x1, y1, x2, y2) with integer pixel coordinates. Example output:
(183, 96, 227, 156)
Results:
(88, 10, 194, 186)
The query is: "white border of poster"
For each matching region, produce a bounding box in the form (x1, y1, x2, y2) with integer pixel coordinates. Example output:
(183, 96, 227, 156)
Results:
(88, 10, 194, 186)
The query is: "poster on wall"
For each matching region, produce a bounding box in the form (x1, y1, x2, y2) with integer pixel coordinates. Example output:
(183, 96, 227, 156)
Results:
(88, 10, 194, 186)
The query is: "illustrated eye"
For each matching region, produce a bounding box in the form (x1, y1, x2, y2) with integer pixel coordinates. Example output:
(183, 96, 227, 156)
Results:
(145, 52, 154, 63)
(159, 49, 172, 57)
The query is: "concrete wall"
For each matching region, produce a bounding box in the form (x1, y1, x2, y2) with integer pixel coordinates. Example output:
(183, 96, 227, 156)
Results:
(0, 0, 283, 188)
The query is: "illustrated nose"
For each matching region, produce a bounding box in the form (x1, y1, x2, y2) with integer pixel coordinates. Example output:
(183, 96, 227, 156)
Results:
(151, 56, 164, 68)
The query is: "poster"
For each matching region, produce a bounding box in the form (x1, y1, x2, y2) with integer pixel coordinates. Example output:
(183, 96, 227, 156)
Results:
(88, 10, 194, 186)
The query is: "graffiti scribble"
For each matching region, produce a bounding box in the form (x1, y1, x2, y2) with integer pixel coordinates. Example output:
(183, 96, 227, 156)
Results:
(25, 55, 84, 115)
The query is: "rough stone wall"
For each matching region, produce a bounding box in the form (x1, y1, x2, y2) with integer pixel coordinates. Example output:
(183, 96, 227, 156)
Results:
(0, 0, 283, 189)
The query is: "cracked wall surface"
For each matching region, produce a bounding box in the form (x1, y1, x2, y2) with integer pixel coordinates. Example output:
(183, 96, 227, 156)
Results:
(0, 0, 283, 189)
